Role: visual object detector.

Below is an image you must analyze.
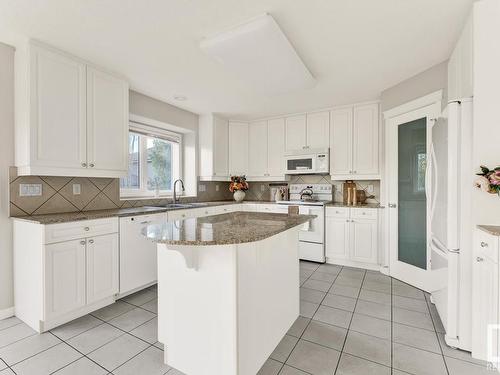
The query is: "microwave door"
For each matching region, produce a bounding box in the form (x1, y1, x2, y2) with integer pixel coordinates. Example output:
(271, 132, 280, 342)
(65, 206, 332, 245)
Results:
(287, 157, 314, 174)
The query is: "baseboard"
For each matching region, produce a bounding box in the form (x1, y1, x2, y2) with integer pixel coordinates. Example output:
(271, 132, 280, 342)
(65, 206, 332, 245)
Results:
(0, 307, 15, 320)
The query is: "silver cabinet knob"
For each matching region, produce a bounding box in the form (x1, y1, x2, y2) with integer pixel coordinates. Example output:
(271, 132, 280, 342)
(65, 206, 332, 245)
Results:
(84, 227, 90, 231)
(88, 239, 94, 244)
(80, 240, 86, 245)
(388, 203, 397, 208)
(81, 162, 87, 167)
(480, 242, 488, 248)
(476, 257, 484, 262)
(89, 163, 95, 168)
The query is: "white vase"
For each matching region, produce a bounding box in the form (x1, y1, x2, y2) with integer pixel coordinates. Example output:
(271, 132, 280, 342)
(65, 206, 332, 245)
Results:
(233, 190, 246, 202)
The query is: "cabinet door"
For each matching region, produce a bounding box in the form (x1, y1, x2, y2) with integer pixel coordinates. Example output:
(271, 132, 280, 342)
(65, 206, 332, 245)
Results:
(306, 111, 330, 149)
(214, 116, 229, 176)
(267, 118, 285, 177)
(30, 45, 87, 169)
(228, 122, 249, 176)
(86, 66, 129, 173)
(330, 108, 353, 175)
(349, 219, 378, 264)
(86, 234, 119, 304)
(352, 104, 379, 176)
(45, 239, 86, 319)
(326, 217, 349, 261)
(285, 115, 307, 151)
(248, 121, 268, 177)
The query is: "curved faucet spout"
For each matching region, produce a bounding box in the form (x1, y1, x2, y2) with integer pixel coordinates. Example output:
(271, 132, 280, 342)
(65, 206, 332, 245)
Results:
(173, 179, 185, 203)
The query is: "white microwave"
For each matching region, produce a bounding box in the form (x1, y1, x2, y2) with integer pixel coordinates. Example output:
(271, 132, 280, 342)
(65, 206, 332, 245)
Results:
(284, 149, 329, 175)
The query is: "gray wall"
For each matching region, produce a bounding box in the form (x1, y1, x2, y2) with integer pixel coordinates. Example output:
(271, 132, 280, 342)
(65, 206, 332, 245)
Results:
(380, 60, 448, 111)
(0, 42, 15, 312)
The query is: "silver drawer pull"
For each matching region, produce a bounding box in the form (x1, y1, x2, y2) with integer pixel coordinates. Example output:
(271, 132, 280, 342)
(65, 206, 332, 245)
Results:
(84, 227, 90, 231)
(88, 239, 94, 244)
(80, 240, 86, 245)
(476, 257, 484, 262)
(140, 221, 151, 225)
(480, 242, 488, 248)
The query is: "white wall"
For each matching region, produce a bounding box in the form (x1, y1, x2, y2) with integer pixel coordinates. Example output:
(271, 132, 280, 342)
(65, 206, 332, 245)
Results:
(472, 0, 500, 226)
(0, 42, 15, 313)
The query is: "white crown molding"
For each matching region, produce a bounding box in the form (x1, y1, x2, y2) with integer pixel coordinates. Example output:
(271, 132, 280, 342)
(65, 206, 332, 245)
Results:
(383, 90, 443, 120)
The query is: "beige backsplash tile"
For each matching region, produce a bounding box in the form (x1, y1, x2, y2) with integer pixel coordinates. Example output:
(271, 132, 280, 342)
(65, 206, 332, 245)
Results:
(32, 193, 79, 215)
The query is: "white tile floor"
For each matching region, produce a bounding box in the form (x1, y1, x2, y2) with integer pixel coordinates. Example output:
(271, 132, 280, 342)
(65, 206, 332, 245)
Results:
(0, 262, 492, 375)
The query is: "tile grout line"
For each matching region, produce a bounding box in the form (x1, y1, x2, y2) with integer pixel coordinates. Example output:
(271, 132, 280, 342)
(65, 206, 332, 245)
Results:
(423, 293, 451, 375)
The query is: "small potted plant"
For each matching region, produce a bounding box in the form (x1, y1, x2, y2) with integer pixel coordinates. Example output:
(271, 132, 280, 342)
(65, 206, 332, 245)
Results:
(229, 175, 249, 202)
(475, 165, 500, 195)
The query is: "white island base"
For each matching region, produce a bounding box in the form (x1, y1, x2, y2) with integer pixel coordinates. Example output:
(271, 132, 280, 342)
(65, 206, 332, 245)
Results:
(156, 228, 301, 375)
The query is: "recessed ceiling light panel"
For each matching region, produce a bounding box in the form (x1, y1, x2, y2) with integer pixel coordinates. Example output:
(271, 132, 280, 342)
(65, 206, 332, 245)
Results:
(200, 13, 315, 95)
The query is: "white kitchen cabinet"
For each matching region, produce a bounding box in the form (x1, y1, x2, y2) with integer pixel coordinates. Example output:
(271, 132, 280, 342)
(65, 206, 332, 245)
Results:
(86, 234, 119, 304)
(448, 13, 473, 101)
(285, 115, 307, 151)
(330, 103, 380, 180)
(14, 217, 119, 332)
(86, 66, 128, 173)
(199, 114, 229, 181)
(472, 228, 500, 362)
(325, 207, 379, 269)
(306, 111, 330, 149)
(228, 121, 249, 176)
(248, 121, 268, 178)
(45, 239, 86, 321)
(267, 118, 286, 177)
(15, 40, 129, 178)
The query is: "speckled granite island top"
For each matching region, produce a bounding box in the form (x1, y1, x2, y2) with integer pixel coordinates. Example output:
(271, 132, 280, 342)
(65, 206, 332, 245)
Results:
(142, 211, 316, 246)
(478, 225, 500, 236)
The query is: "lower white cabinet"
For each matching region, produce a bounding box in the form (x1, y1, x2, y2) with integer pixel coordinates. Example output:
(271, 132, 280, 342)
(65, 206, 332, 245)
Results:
(326, 207, 379, 268)
(472, 228, 500, 363)
(14, 217, 119, 332)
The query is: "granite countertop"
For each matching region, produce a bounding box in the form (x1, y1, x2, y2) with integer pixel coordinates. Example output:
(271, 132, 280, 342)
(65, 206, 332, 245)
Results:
(326, 202, 383, 209)
(142, 211, 316, 246)
(477, 225, 500, 236)
(10, 201, 281, 225)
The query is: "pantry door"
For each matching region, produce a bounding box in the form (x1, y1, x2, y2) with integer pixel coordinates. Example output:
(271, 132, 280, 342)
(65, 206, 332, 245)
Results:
(386, 99, 441, 292)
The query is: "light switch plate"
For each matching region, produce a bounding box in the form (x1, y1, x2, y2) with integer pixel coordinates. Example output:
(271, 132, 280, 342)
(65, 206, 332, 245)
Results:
(199, 184, 206, 192)
(215, 185, 219, 192)
(260, 184, 265, 192)
(73, 184, 81, 195)
(19, 184, 42, 197)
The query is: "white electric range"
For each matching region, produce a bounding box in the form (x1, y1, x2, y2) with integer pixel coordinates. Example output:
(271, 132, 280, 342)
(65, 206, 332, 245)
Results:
(277, 184, 332, 263)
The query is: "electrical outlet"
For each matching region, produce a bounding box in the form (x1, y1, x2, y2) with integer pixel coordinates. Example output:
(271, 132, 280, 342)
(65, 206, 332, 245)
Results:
(19, 184, 42, 197)
(260, 184, 265, 192)
(215, 185, 219, 192)
(366, 184, 374, 194)
(199, 184, 206, 192)
(72, 184, 81, 195)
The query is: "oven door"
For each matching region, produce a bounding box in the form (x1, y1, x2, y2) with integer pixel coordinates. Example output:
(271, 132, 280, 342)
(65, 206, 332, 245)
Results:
(285, 155, 315, 174)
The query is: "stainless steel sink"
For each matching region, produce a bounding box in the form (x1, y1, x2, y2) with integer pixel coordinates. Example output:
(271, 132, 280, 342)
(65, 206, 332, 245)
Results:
(145, 202, 209, 210)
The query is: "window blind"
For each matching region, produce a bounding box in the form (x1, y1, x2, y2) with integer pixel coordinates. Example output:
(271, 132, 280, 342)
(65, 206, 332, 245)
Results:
(129, 120, 182, 143)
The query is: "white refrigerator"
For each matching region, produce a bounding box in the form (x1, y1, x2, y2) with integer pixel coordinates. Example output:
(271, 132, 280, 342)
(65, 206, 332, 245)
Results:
(430, 98, 473, 351)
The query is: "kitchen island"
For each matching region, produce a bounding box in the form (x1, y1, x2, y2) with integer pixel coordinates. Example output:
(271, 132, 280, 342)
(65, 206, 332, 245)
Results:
(143, 211, 315, 375)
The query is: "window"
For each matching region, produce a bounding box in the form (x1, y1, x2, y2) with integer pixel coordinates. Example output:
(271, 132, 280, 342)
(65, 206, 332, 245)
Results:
(120, 121, 181, 198)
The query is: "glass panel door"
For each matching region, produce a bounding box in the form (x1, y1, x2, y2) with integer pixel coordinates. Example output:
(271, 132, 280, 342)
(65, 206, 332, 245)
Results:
(397, 118, 427, 269)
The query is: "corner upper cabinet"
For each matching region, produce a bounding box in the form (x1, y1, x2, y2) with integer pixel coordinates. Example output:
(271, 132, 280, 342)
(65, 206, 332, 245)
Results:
(267, 118, 286, 178)
(248, 121, 268, 178)
(228, 121, 249, 176)
(330, 103, 380, 180)
(199, 114, 229, 181)
(15, 41, 129, 177)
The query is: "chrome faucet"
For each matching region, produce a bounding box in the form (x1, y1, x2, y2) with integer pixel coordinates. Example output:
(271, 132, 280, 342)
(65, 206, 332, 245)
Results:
(173, 179, 185, 203)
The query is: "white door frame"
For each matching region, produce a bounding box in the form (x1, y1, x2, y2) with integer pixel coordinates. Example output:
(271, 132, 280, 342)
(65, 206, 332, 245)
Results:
(384, 91, 442, 291)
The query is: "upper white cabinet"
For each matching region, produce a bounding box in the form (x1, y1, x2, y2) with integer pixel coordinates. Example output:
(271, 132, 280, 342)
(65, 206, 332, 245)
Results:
(448, 13, 473, 101)
(330, 103, 380, 180)
(306, 111, 330, 149)
(285, 112, 329, 151)
(199, 115, 229, 181)
(15, 41, 129, 177)
(228, 121, 249, 176)
(248, 119, 287, 180)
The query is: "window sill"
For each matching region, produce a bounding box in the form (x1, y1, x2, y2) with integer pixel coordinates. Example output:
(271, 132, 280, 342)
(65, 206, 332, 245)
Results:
(119, 194, 197, 202)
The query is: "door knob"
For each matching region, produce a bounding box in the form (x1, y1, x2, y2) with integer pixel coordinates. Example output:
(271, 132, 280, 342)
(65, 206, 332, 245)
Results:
(80, 240, 86, 246)
(81, 162, 87, 167)
(480, 242, 488, 248)
(476, 257, 484, 262)
(88, 239, 94, 244)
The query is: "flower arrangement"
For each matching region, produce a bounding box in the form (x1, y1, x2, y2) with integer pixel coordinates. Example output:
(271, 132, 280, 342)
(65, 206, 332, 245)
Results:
(475, 165, 500, 195)
(229, 175, 249, 192)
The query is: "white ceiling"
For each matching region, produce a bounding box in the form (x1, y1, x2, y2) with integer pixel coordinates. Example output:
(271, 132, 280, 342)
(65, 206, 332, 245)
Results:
(0, 0, 473, 120)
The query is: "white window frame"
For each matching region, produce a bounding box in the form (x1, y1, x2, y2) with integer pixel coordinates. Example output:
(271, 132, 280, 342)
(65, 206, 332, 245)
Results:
(120, 117, 183, 199)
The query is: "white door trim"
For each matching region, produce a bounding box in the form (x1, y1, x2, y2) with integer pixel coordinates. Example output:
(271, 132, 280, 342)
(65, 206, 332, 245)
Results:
(0, 307, 15, 320)
(383, 90, 443, 120)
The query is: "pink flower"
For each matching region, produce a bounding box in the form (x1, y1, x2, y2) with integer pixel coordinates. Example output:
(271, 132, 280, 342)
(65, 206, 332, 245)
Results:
(475, 176, 492, 192)
(489, 171, 500, 186)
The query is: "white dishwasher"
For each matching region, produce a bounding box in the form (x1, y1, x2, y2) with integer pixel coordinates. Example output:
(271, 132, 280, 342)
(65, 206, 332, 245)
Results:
(119, 213, 166, 296)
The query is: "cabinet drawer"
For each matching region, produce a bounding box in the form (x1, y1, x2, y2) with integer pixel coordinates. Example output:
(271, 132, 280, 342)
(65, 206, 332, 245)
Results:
(476, 230, 499, 263)
(326, 207, 349, 218)
(350, 208, 378, 220)
(45, 218, 118, 244)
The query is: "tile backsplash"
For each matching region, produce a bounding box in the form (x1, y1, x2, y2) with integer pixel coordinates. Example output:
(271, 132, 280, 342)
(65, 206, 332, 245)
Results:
(9, 167, 380, 217)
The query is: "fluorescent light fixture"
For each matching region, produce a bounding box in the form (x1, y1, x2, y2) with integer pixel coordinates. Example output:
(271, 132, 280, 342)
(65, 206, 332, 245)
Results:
(200, 14, 315, 95)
